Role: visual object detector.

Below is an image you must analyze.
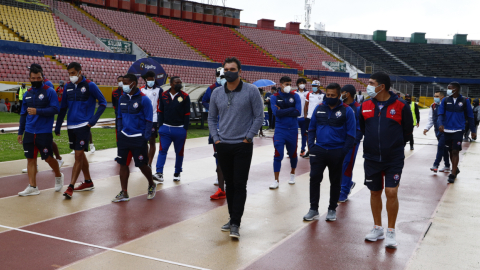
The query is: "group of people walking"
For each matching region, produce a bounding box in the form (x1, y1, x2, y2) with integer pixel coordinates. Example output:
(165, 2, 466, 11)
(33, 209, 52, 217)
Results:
(15, 57, 477, 249)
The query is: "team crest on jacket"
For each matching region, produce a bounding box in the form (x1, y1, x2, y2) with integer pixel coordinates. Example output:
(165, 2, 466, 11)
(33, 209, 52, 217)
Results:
(458, 102, 463, 107)
(390, 109, 396, 115)
(133, 102, 138, 108)
(457, 141, 461, 145)
(139, 155, 144, 161)
(81, 87, 86, 93)
(43, 148, 48, 153)
(153, 92, 156, 96)
(80, 140, 85, 146)
(38, 94, 44, 100)
(178, 97, 183, 102)
(394, 174, 400, 181)
(335, 111, 342, 117)
(152, 127, 155, 132)
(289, 97, 294, 103)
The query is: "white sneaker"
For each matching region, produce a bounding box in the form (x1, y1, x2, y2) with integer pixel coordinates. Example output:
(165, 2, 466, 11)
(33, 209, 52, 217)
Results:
(214, 178, 219, 186)
(18, 185, 40, 196)
(54, 173, 64, 192)
(70, 150, 75, 154)
(365, 225, 385, 241)
(269, 180, 279, 189)
(90, 144, 96, 153)
(289, 174, 295, 184)
(173, 173, 181, 182)
(385, 228, 398, 249)
(22, 165, 38, 173)
(57, 159, 64, 169)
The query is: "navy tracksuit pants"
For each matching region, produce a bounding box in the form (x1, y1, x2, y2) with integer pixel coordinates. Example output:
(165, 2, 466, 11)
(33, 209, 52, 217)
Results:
(156, 125, 187, 174)
(273, 128, 298, 172)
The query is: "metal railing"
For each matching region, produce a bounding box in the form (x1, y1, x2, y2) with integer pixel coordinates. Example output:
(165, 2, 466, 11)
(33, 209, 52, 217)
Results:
(0, 0, 50, 12)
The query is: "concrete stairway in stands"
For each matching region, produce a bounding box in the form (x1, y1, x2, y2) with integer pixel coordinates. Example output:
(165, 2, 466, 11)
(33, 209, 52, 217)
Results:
(72, 4, 127, 41)
(371, 40, 423, 76)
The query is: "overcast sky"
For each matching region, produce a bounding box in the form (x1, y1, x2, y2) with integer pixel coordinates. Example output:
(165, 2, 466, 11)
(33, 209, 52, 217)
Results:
(198, 0, 480, 40)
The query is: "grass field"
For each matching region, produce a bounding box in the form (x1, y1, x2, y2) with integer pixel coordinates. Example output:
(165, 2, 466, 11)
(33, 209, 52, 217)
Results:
(0, 123, 209, 162)
(0, 107, 117, 124)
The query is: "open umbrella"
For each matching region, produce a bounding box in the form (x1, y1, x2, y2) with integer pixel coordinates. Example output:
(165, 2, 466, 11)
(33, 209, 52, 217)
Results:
(253, 79, 276, 88)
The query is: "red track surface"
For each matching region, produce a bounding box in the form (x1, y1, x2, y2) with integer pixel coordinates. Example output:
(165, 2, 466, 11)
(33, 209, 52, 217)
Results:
(0, 141, 310, 269)
(245, 144, 469, 270)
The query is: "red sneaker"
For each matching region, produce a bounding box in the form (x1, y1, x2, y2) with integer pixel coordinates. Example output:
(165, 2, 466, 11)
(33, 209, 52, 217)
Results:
(74, 181, 94, 192)
(210, 188, 226, 200)
(63, 186, 73, 198)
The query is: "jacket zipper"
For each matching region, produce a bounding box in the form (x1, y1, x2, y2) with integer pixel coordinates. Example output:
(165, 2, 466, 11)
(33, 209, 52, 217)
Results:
(378, 105, 382, 162)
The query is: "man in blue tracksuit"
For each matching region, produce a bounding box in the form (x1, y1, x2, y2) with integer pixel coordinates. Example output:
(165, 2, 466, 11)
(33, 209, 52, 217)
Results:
(17, 66, 63, 196)
(112, 74, 156, 202)
(153, 76, 191, 183)
(424, 90, 450, 173)
(303, 83, 356, 222)
(339, 85, 363, 202)
(269, 76, 302, 190)
(438, 82, 477, 183)
(55, 62, 107, 199)
(203, 68, 227, 199)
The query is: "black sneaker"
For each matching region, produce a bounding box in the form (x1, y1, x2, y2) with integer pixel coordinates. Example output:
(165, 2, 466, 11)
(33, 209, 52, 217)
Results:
(173, 173, 181, 182)
(302, 151, 310, 158)
(456, 167, 460, 176)
(230, 224, 240, 238)
(410, 146, 414, 150)
(448, 174, 456, 183)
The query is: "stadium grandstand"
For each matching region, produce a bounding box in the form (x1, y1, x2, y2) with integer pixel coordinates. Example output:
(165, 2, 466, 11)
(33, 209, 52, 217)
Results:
(0, 0, 478, 103)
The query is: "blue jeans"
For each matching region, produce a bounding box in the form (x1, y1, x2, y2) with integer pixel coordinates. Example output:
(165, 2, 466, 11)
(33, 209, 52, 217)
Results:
(434, 133, 450, 167)
(156, 125, 187, 174)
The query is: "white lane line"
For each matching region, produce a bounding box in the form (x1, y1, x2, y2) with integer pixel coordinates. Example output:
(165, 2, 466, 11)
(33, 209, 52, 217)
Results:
(0, 224, 210, 270)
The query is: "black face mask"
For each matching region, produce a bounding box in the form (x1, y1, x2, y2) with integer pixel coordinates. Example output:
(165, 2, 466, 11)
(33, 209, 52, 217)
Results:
(406, 99, 411, 103)
(31, 81, 42, 89)
(224, 71, 239, 82)
(324, 97, 339, 106)
(174, 84, 183, 91)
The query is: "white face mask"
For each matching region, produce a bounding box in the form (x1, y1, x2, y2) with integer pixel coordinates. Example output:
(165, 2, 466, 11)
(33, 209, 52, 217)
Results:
(299, 84, 305, 90)
(283, 86, 292, 93)
(118, 82, 123, 87)
(147, 80, 155, 88)
(366, 85, 381, 98)
(447, 89, 453, 96)
(70, 72, 80, 84)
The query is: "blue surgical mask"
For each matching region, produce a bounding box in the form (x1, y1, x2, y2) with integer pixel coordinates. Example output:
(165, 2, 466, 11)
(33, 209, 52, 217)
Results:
(123, 83, 133, 94)
(147, 81, 155, 88)
(447, 89, 453, 96)
(220, 78, 226, 86)
(312, 87, 318, 93)
(367, 85, 381, 98)
(434, 97, 441, 104)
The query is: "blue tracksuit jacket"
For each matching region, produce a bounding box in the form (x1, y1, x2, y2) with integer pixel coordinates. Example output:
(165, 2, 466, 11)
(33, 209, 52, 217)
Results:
(271, 91, 301, 129)
(438, 94, 476, 133)
(117, 89, 153, 140)
(202, 82, 222, 111)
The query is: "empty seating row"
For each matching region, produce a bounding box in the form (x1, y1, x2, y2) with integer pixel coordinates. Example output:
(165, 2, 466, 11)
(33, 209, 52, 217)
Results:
(155, 17, 282, 68)
(41, 0, 118, 40)
(238, 27, 338, 71)
(82, 5, 206, 61)
(52, 15, 104, 51)
(0, 53, 65, 83)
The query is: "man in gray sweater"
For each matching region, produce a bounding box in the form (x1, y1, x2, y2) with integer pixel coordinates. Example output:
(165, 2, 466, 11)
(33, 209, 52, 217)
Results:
(208, 57, 264, 239)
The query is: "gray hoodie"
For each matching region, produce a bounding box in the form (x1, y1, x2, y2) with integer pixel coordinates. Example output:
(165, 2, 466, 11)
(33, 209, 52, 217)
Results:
(0, 99, 8, 112)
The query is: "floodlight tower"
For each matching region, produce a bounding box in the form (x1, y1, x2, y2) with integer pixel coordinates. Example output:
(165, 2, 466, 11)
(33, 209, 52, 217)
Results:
(305, 0, 315, 29)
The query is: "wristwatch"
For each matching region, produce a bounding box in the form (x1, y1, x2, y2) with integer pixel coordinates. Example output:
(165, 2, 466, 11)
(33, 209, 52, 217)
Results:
(245, 137, 252, 143)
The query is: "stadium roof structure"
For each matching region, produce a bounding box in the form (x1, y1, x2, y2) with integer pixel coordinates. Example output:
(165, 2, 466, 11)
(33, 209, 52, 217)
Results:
(0, 83, 20, 92)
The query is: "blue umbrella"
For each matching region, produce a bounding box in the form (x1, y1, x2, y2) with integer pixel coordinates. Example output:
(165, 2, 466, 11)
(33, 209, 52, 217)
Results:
(253, 79, 276, 88)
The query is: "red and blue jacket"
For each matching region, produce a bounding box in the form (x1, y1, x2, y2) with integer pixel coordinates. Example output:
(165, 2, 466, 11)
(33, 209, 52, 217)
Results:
(55, 76, 107, 134)
(438, 94, 476, 133)
(360, 92, 414, 162)
(18, 83, 59, 135)
(159, 90, 191, 130)
(308, 101, 356, 155)
(202, 82, 222, 111)
(117, 88, 153, 140)
(348, 100, 363, 144)
(271, 91, 302, 130)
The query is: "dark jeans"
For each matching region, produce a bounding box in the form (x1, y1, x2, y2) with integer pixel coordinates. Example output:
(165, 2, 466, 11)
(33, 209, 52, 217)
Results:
(405, 134, 414, 147)
(267, 107, 275, 129)
(434, 133, 450, 167)
(216, 142, 254, 226)
(309, 146, 344, 211)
